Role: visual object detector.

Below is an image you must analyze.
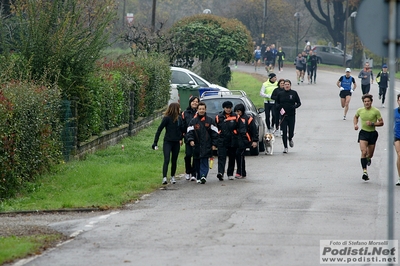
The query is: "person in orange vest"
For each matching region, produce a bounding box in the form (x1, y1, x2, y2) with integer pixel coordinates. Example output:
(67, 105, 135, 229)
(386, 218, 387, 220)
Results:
(215, 101, 238, 181)
(234, 103, 258, 179)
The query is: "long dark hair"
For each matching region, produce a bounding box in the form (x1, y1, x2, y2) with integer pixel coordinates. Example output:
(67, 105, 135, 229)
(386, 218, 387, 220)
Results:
(164, 102, 181, 122)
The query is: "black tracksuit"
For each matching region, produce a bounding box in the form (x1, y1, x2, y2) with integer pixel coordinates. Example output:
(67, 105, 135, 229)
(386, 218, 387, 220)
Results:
(275, 89, 301, 149)
(186, 113, 219, 179)
(215, 112, 238, 177)
(236, 113, 258, 177)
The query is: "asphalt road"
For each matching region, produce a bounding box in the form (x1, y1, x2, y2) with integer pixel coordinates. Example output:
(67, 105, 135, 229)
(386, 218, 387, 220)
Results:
(18, 64, 400, 266)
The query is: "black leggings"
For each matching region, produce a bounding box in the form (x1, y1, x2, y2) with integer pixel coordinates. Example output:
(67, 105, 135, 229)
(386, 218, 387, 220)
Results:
(278, 60, 284, 71)
(281, 115, 296, 148)
(184, 143, 195, 175)
(162, 140, 180, 177)
(379, 87, 387, 103)
(264, 102, 277, 130)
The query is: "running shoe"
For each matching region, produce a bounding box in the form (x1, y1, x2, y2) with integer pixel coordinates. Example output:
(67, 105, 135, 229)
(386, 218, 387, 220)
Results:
(362, 172, 369, 181)
(228, 176, 234, 180)
(197, 179, 201, 184)
(289, 140, 294, 148)
(283, 148, 288, 153)
(343, 116, 346, 120)
(396, 180, 400, 186)
(217, 173, 224, 181)
(185, 174, 190, 180)
(200, 176, 207, 184)
(162, 177, 168, 185)
(170, 176, 176, 184)
(190, 176, 197, 181)
(235, 174, 242, 179)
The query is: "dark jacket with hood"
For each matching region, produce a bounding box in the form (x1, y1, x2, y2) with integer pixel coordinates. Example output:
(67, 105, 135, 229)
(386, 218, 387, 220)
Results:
(186, 113, 218, 159)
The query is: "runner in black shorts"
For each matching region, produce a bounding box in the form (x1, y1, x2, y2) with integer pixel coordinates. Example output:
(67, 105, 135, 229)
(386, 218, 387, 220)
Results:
(358, 129, 378, 145)
(339, 90, 352, 99)
(354, 94, 384, 181)
(337, 68, 357, 120)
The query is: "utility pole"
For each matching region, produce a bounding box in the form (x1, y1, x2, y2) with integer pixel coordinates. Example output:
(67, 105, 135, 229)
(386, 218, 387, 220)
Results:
(343, 0, 349, 67)
(151, 0, 156, 33)
(262, 0, 267, 41)
(122, 0, 126, 28)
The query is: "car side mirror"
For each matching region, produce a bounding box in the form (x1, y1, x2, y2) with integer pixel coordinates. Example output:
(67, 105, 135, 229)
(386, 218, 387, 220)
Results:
(188, 80, 195, 85)
(258, 108, 265, 113)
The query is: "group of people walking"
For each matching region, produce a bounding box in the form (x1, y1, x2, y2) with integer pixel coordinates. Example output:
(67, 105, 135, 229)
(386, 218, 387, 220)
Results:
(153, 61, 399, 187)
(152, 96, 259, 185)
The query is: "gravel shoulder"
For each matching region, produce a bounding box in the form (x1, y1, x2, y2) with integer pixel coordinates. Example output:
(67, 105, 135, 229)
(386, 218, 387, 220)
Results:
(0, 211, 106, 238)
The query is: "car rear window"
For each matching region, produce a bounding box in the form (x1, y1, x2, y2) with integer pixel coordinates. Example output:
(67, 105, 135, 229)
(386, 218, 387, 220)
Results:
(202, 98, 245, 115)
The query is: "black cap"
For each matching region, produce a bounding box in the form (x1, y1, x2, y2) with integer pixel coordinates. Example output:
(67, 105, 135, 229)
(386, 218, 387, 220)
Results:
(222, 101, 233, 108)
(268, 73, 276, 79)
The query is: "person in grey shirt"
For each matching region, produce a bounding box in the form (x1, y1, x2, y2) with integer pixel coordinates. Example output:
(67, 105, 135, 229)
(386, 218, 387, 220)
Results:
(294, 53, 306, 85)
(358, 62, 374, 95)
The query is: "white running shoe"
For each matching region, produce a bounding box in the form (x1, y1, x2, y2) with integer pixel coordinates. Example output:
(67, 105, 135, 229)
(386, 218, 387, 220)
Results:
(185, 174, 190, 180)
(170, 176, 176, 184)
(190, 176, 197, 181)
(162, 177, 168, 184)
(228, 176, 234, 180)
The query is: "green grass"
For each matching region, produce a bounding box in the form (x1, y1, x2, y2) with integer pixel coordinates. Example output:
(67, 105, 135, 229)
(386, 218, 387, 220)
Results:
(0, 121, 183, 211)
(229, 71, 266, 108)
(0, 234, 64, 265)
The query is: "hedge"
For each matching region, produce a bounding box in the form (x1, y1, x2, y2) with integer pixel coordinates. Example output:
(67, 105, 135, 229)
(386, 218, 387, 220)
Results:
(0, 81, 62, 199)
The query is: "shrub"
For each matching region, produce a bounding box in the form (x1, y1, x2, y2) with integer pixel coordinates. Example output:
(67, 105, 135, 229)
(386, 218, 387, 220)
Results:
(0, 81, 62, 199)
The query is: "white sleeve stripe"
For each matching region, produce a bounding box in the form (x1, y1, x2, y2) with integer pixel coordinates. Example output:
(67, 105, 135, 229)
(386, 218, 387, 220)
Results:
(211, 125, 218, 133)
(187, 126, 194, 133)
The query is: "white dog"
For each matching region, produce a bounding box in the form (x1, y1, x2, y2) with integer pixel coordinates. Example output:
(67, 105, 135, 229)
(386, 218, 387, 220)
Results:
(263, 133, 275, 155)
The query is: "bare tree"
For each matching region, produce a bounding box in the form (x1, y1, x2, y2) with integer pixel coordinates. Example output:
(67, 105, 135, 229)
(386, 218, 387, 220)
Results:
(304, 0, 358, 46)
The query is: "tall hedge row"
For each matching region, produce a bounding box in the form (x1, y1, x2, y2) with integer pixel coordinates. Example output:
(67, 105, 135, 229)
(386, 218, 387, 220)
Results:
(0, 54, 171, 200)
(75, 53, 170, 141)
(0, 82, 62, 199)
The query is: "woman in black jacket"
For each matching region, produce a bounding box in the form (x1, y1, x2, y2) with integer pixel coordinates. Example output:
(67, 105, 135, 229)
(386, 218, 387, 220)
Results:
(152, 103, 184, 185)
(271, 79, 285, 136)
(275, 79, 301, 153)
(181, 96, 199, 181)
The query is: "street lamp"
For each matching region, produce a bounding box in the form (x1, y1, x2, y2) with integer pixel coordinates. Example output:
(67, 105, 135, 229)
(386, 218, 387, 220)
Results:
(294, 12, 302, 55)
(350, 11, 357, 69)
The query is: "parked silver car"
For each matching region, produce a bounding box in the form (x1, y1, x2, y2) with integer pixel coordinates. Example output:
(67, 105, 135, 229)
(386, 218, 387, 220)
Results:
(169, 67, 229, 104)
(312, 45, 352, 67)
